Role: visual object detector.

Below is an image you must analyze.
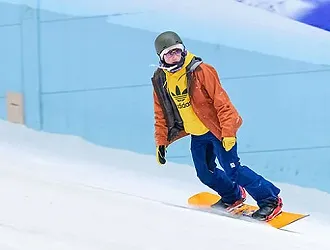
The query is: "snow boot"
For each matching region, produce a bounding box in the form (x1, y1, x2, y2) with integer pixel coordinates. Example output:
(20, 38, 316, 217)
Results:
(212, 186, 247, 212)
(252, 196, 283, 221)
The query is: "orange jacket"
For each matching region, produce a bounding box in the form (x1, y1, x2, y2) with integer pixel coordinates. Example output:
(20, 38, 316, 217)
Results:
(152, 58, 243, 146)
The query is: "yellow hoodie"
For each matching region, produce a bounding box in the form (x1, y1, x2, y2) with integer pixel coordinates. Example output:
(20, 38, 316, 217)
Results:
(164, 52, 209, 136)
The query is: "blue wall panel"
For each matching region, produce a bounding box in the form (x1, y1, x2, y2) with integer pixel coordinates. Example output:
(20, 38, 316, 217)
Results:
(0, 23, 22, 121)
(0, 25, 22, 94)
(42, 85, 156, 153)
(0, 97, 5, 120)
(40, 18, 156, 93)
(40, 9, 76, 22)
(20, 11, 42, 130)
(185, 40, 329, 78)
(0, 3, 23, 25)
(224, 71, 330, 151)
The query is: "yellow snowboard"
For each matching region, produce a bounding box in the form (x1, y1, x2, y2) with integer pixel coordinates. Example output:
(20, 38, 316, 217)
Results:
(188, 192, 309, 229)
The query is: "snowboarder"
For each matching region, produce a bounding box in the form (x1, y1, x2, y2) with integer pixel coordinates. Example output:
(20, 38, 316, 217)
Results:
(151, 31, 283, 221)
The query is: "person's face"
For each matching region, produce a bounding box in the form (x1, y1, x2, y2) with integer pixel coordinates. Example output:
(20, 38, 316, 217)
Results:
(163, 48, 183, 64)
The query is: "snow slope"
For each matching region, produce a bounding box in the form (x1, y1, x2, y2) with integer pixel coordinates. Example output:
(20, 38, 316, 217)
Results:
(0, 120, 330, 249)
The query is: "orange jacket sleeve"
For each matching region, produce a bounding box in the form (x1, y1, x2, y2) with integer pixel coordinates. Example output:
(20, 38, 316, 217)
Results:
(153, 91, 168, 146)
(198, 64, 242, 137)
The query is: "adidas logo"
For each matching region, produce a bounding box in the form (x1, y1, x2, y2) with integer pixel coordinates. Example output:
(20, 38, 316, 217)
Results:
(171, 86, 188, 102)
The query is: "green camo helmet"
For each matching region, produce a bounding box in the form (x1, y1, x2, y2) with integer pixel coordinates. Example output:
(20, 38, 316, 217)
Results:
(154, 31, 184, 56)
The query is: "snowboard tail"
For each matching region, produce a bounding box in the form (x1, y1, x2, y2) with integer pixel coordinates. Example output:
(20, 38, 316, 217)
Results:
(188, 192, 309, 229)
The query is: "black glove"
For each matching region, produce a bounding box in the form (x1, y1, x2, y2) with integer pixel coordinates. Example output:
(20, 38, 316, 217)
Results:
(156, 145, 167, 165)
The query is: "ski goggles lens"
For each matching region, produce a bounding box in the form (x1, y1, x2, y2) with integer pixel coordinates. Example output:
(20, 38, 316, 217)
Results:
(163, 48, 183, 59)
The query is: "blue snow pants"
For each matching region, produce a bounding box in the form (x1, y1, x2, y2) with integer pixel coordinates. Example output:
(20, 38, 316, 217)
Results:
(190, 131, 280, 207)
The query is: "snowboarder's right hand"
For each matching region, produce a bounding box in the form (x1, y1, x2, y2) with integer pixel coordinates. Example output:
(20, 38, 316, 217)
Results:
(156, 145, 167, 165)
(222, 137, 236, 152)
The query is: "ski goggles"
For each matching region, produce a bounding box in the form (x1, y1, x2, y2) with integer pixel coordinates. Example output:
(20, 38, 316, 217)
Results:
(163, 48, 183, 60)
(160, 44, 185, 60)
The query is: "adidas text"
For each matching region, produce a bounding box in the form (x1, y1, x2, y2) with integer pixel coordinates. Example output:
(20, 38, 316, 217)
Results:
(177, 102, 191, 109)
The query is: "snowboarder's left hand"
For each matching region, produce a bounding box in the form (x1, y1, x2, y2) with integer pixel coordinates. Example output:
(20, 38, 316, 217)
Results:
(222, 137, 236, 151)
(156, 145, 167, 165)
